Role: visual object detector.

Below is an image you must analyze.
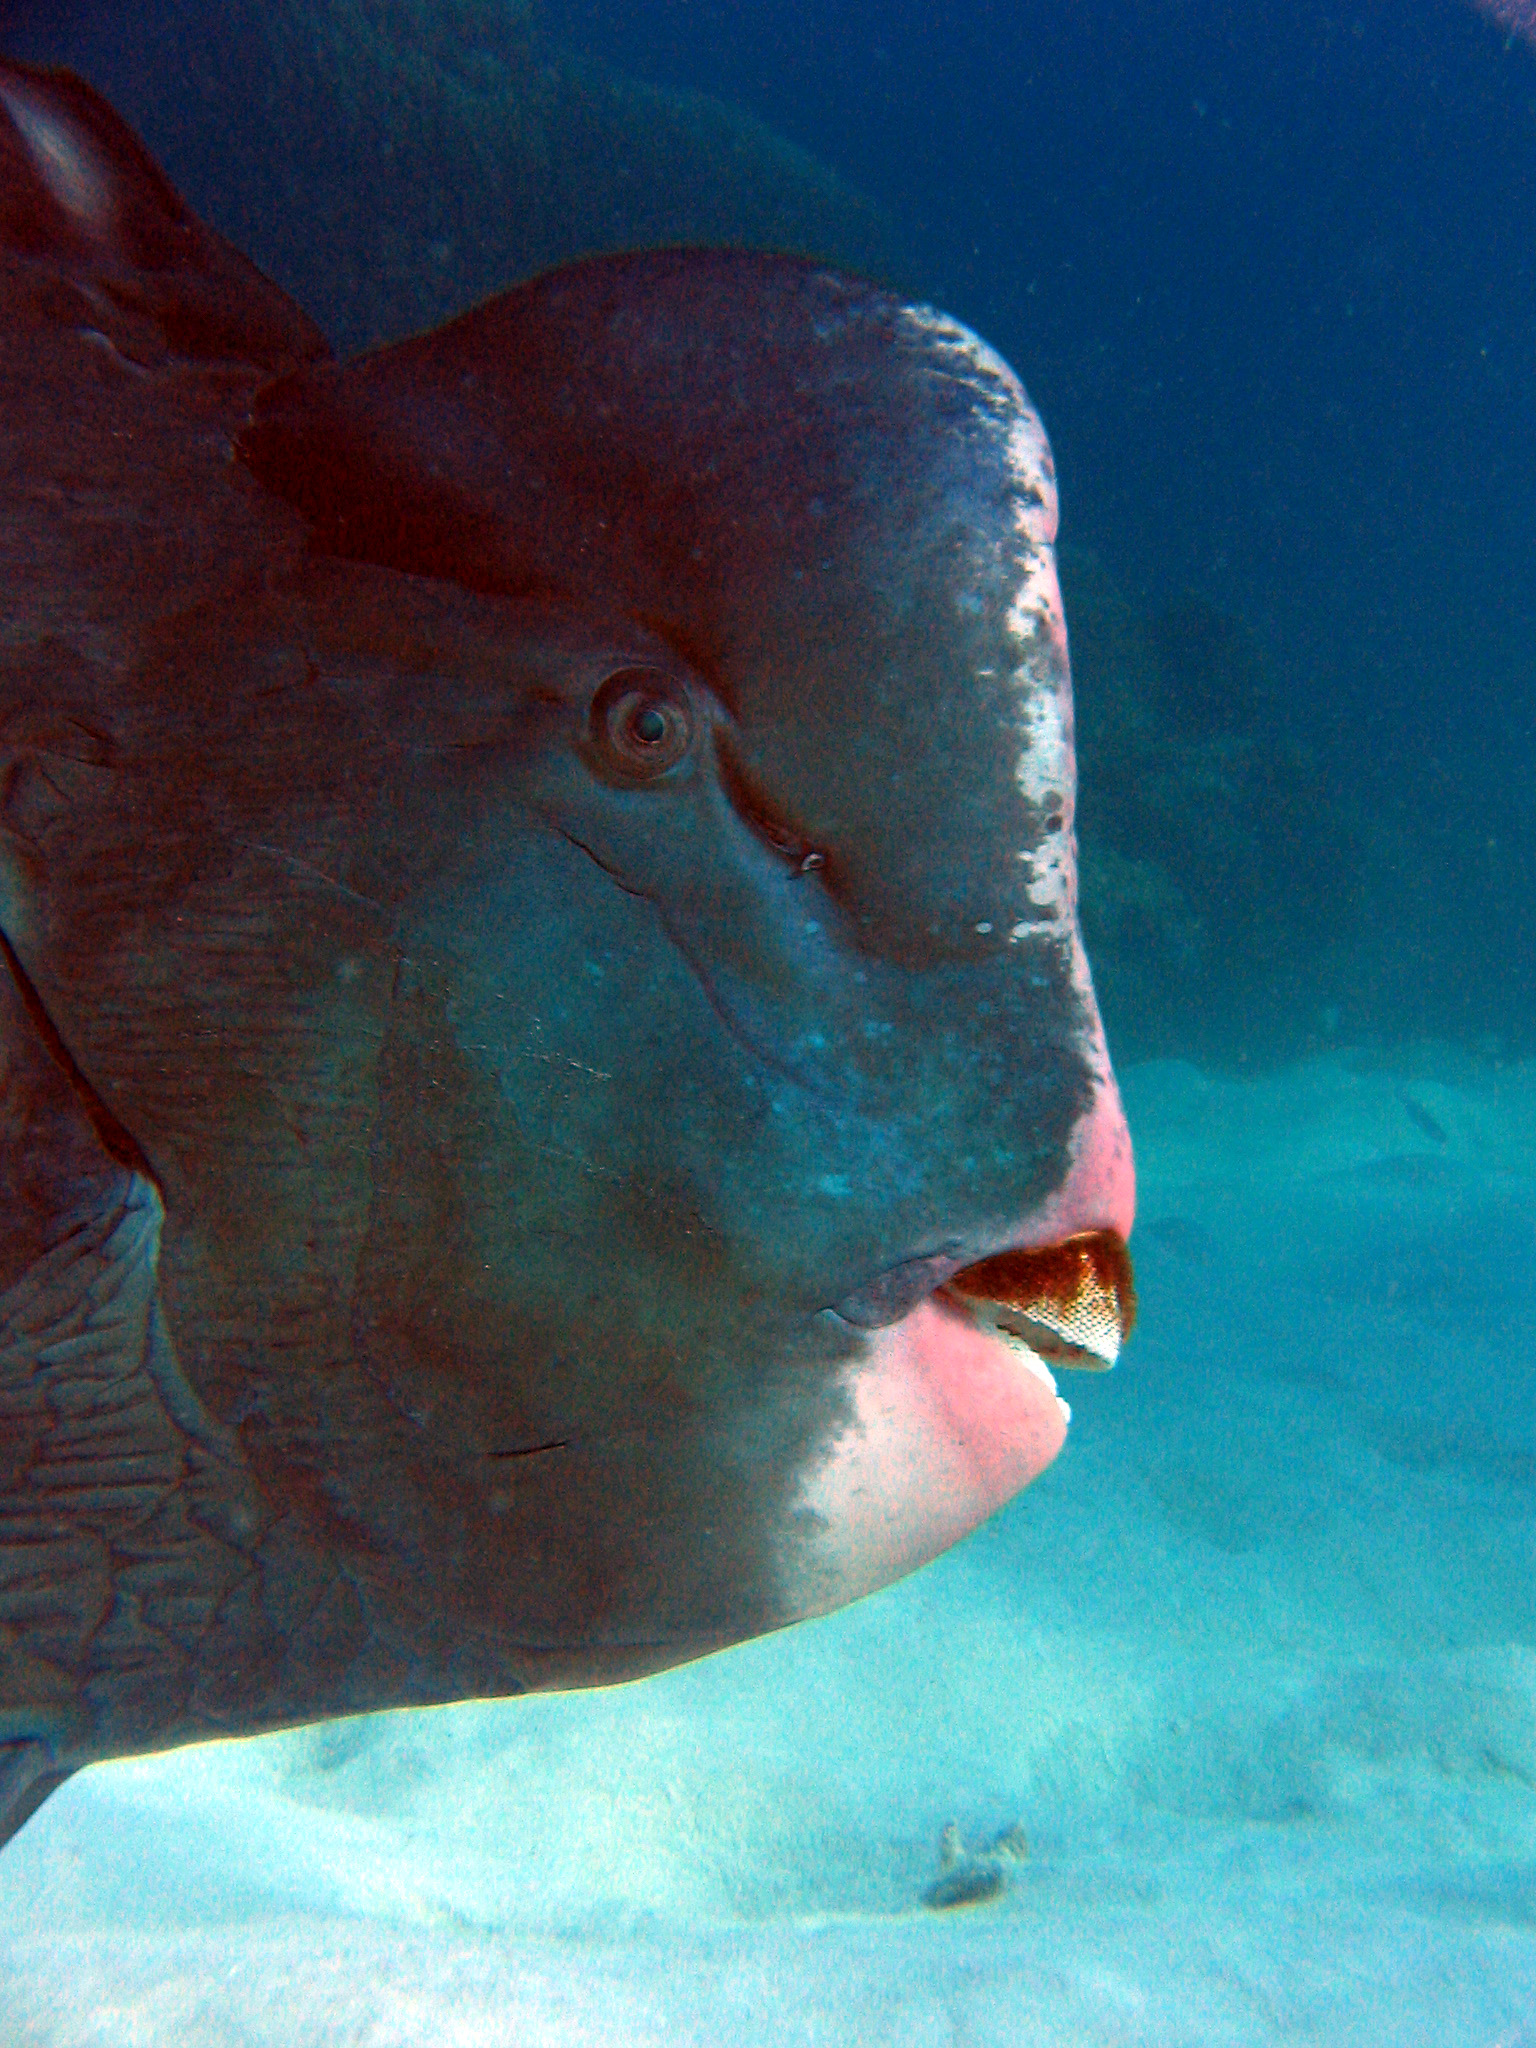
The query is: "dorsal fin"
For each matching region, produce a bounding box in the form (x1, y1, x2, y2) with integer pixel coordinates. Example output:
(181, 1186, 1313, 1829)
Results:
(0, 59, 188, 262)
(0, 56, 328, 374)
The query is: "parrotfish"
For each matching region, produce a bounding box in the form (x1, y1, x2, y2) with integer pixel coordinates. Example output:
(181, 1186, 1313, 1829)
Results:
(0, 57, 1134, 1848)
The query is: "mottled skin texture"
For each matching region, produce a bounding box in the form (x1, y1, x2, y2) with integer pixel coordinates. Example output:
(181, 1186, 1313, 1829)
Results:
(0, 61, 1133, 1845)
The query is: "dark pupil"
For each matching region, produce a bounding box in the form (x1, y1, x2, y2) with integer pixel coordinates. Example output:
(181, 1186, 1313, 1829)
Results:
(632, 703, 668, 745)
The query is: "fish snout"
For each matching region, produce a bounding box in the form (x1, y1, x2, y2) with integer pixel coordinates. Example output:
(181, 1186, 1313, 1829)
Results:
(831, 1063, 1136, 1368)
(944, 1063, 1137, 1371)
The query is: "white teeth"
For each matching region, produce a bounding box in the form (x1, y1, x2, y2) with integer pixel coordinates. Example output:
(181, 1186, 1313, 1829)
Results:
(985, 1317, 1060, 1396)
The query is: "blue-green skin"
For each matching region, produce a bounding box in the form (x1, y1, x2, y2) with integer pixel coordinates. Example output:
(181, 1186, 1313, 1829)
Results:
(0, 61, 1131, 1843)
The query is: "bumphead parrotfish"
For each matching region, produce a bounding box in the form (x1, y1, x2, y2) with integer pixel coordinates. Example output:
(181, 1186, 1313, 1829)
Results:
(0, 57, 1134, 1848)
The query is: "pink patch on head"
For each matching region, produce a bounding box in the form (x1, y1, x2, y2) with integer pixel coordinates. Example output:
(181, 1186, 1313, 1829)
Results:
(1016, 1065, 1136, 1251)
(781, 1297, 1067, 1618)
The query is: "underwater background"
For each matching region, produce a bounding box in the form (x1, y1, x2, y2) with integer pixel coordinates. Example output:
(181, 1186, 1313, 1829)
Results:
(0, 1, 1532, 2041)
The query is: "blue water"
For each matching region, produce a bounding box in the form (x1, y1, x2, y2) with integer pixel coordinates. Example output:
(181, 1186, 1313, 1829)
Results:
(0, 4, 1532, 2040)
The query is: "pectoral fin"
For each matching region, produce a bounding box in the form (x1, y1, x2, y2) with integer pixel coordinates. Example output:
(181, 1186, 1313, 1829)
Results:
(0, 929, 272, 1818)
(0, 1735, 71, 1850)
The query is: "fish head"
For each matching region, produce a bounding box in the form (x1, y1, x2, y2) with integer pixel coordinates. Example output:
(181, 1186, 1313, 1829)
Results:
(231, 253, 1134, 1678)
(0, 55, 1134, 1716)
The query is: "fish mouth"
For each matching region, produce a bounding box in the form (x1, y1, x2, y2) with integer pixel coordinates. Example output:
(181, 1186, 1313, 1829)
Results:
(832, 1229, 1136, 1373)
(938, 1232, 1137, 1373)
(788, 1228, 1136, 1619)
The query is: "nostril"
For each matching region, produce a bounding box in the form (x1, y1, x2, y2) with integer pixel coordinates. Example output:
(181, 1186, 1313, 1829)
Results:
(716, 729, 828, 877)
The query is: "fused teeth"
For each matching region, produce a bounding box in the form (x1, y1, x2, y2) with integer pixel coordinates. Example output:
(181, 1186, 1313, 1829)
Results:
(940, 1230, 1137, 1373)
(978, 1316, 1061, 1397)
(933, 1296, 1071, 1427)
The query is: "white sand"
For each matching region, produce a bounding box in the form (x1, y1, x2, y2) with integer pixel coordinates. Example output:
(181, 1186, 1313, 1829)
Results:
(3, 1050, 1533, 2046)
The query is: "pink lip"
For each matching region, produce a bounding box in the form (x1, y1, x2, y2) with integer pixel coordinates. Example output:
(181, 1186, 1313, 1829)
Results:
(784, 1291, 1070, 1618)
(781, 1042, 1135, 1619)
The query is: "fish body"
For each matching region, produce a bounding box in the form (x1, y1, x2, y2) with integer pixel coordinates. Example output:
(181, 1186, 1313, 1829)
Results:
(0, 59, 1132, 1845)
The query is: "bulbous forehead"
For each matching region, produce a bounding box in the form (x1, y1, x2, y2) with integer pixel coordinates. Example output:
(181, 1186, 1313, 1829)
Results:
(242, 251, 1075, 958)
(241, 252, 1057, 622)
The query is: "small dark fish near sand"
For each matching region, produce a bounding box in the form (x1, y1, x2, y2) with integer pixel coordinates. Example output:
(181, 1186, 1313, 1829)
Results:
(0, 59, 1134, 1848)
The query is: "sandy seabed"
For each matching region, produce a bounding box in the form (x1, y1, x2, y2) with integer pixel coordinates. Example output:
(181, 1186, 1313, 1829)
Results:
(2, 1051, 1533, 2047)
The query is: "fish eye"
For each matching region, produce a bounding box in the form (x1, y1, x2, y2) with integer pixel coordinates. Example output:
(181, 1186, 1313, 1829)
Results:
(589, 667, 694, 779)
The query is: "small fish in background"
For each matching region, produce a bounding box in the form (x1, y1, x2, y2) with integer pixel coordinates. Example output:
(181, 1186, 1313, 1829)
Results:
(0, 58, 1134, 1850)
(1397, 1091, 1450, 1147)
